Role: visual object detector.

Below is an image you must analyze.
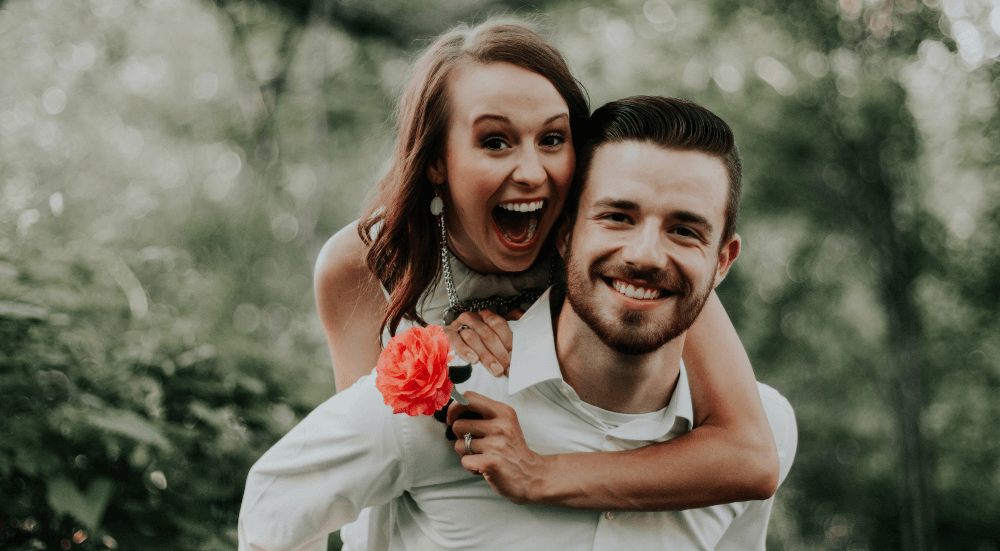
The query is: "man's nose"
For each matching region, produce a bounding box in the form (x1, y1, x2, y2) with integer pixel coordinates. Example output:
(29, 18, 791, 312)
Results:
(511, 146, 546, 189)
(620, 222, 668, 270)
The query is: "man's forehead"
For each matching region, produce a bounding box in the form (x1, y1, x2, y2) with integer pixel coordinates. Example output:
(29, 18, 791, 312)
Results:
(583, 141, 729, 207)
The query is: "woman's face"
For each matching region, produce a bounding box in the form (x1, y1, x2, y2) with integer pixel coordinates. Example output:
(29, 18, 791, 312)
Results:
(428, 62, 575, 274)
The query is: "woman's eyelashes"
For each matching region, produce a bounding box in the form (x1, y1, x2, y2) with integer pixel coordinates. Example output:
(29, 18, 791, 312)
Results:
(482, 135, 510, 151)
(480, 131, 567, 152)
(539, 132, 566, 148)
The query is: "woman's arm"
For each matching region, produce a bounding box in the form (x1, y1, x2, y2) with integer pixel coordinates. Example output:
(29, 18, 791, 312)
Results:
(450, 291, 779, 510)
(314, 221, 387, 391)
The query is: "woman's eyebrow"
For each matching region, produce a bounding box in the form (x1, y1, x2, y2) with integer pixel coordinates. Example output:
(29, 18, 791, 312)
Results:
(472, 112, 569, 126)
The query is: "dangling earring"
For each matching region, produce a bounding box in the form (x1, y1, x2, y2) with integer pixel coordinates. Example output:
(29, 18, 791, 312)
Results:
(432, 187, 462, 323)
(430, 187, 444, 216)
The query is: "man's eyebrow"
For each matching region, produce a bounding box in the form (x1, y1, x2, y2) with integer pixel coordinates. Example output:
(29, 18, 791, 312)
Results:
(591, 198, 639, 211)
(675, 211, 714, 232)
(472, 113, 569, 126)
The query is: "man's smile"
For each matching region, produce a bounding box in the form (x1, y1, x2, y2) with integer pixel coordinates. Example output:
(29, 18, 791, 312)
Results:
(608, 278, 666, 300)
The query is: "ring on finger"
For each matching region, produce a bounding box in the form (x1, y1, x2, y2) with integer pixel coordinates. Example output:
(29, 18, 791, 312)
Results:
(464, 432, 474, 455)
(456, 324, 471, 334)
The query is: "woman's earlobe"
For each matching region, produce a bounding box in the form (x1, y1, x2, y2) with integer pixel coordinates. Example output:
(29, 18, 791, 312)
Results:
(427, 159, 446, 186)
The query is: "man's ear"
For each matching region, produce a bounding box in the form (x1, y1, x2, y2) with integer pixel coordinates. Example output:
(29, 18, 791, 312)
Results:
(712, 233, 741, 288)
(555, 216, 573, 259)
(427, 158, 446, 186)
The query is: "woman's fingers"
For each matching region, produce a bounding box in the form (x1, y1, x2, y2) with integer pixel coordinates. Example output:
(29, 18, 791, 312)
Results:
(444, 320, 481, 366)
(449, 311, 512, 376)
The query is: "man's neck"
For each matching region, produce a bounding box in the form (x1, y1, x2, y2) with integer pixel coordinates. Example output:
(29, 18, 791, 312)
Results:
(552, 297, 683, 415)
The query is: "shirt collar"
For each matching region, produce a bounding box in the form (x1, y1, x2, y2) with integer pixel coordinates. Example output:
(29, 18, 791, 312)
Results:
(507, 289, 565, 395)
(506, 289, 694, 435)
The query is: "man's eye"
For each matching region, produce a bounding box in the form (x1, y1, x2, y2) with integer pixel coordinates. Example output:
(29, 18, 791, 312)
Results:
(672, 227, 697, 238)
(604, 212, 630, 224)
(483, 137, 509, 151)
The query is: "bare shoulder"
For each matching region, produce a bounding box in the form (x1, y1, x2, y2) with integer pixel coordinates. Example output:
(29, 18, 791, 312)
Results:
(314, 221, 384, 329)
(315, 221, 386, 389)
(315, 220, 367, 283)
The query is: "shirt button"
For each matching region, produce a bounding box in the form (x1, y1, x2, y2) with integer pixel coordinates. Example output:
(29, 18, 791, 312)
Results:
(604, 511, 615, 520)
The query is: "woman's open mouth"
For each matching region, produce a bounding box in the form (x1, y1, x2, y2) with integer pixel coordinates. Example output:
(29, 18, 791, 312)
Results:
(492, 200, 545, 248)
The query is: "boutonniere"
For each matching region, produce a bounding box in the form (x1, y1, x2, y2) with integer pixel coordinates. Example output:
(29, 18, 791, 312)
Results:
(375, 325, 472, 416)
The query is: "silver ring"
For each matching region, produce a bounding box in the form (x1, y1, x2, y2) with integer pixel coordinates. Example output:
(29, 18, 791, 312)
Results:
(456, 324, 471, 334)
(464, 432, 474, 455)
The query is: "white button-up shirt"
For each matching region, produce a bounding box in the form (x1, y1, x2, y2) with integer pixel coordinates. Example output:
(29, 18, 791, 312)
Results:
(239, 291, 797, 551)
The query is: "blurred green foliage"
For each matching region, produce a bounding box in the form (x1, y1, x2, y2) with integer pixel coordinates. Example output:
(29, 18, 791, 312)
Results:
(1, 0, 998, 549)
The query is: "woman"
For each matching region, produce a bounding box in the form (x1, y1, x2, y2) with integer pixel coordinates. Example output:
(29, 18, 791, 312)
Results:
(315, 18, 778, 547)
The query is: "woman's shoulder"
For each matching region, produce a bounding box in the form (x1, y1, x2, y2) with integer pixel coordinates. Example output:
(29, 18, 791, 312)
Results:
(314, 220, 382, 310)
(315, 220, 368, 283)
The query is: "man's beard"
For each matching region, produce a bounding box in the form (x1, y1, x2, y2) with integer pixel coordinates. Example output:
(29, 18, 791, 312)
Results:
(564, 251, 715, 356)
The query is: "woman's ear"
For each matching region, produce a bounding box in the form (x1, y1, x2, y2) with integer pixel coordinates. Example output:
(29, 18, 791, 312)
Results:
(427, 158, 446, 186)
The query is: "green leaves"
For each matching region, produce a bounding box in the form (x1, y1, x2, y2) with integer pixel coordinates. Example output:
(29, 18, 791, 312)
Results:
(46, 477, 113, 531)
(84, 411, 172, 451)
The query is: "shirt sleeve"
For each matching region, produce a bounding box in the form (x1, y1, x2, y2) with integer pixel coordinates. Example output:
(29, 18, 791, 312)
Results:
(238, 375, 412, 551)
(714, 383, 798, 551)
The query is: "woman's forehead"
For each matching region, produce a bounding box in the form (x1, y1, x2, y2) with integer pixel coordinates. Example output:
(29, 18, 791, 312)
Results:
(447, 62, 569, 127)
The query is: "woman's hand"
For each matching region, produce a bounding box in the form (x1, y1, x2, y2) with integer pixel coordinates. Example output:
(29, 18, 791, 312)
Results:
(444, 309, 522, 377)
(447, 391, 547, 505)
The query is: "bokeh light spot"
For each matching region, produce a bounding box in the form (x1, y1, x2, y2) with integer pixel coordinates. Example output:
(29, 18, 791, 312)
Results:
(605, 20, 635, 49)
(215, 150, 242, 179)
(682, 59, 710, 90)
(713, 63, 743, 92)
(803, 51, 830, 77)
(234, 303, 261, 333)
(952, 20, 984, 64)
(192, 71, 218, 100)
(836, 73, 861, 96)
(73, 41, 97, 71)
(271, 213, 299, 242)
(150, 470, 167, 489)
(949, 211, 974, 239)
(643, 0, 676, 25)
(42, 87, 67, 115)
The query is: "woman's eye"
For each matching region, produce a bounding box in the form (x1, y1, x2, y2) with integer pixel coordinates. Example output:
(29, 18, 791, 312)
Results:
(540, 133, 565, 147)
(483, 137, 509, 151)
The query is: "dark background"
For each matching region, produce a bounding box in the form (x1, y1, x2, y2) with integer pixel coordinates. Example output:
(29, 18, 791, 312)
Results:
(1, 0, 998, 549)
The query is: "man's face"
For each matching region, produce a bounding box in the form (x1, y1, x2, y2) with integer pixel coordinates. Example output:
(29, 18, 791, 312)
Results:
(560, 141, 740, 355)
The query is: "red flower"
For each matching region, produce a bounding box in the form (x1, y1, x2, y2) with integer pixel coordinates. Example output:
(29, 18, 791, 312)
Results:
(376, 325, 454, 416)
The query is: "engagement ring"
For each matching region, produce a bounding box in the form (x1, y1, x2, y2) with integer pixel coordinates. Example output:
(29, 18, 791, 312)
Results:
(456, 324, 471, 334)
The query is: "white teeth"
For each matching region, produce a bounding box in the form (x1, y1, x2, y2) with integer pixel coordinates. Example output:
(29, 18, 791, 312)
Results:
(500, 200, 544, 212)
(611, 280, 662, 300)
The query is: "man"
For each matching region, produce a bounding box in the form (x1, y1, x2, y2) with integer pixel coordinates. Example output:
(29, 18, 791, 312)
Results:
(239, 96, 797, 550)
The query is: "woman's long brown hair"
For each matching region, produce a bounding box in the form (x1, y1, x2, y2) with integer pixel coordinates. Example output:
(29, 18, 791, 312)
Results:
(358, 19, 589, 337)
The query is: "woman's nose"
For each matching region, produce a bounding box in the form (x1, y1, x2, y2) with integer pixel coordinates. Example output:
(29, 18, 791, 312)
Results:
(511, 147, 546, 188)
